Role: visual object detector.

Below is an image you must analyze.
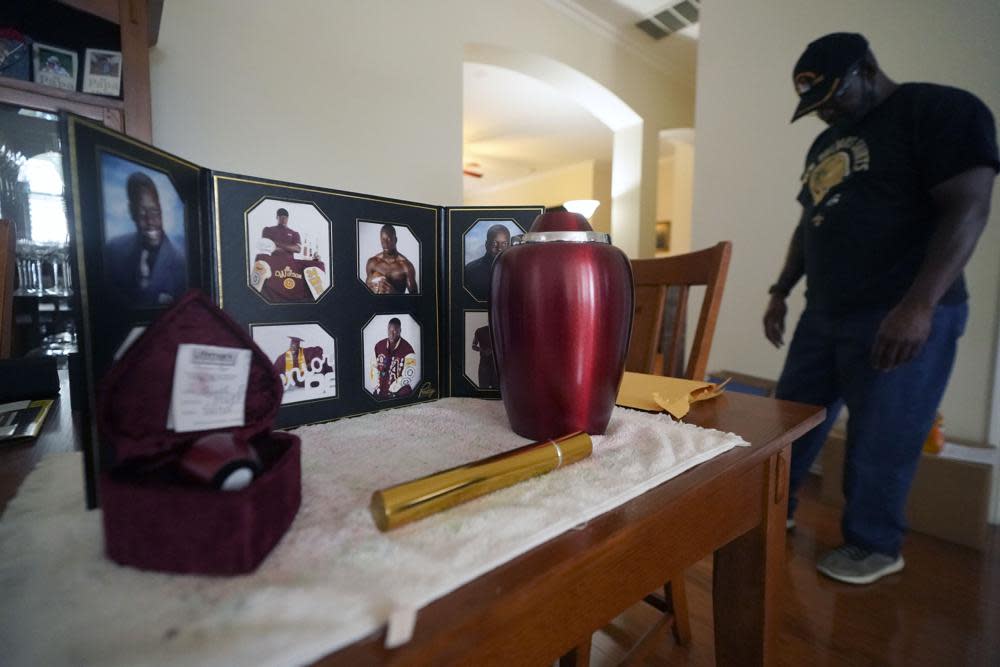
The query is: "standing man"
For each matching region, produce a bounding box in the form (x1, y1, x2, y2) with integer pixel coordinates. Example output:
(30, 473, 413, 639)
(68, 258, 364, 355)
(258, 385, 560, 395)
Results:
(365, 224, 418, 294)
(464, 224, 510, 301)
(471, 324, 498, 389)
(262, 208, 301, 259)
(372, 317, 417, 399)
(765, 33, 997, 584)
(104, 171, 186, 308)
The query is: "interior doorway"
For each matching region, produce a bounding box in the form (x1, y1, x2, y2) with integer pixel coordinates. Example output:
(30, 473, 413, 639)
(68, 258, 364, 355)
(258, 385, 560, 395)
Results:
(655, 128, 694, 257)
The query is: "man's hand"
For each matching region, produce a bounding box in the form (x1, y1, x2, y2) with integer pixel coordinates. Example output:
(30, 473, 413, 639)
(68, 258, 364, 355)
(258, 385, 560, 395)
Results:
(763, 295, 788, 348)
(870, 301, 934, 371)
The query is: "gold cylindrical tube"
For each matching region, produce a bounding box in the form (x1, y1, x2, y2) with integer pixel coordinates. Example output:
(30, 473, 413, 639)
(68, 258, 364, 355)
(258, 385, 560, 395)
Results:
(370, 431, 592, 531)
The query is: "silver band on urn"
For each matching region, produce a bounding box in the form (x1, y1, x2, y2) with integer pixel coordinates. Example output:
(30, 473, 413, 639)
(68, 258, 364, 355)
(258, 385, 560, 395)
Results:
(511, 231, 611, 245)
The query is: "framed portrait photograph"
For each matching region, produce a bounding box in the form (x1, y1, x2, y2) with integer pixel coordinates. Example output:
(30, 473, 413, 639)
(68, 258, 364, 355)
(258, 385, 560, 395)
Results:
(32, 42, 77, 91)
(63, 114, 205, 508)
(363, 314, 422, 400)
(446, 207, 539, 397)
(99, 152, 188, 310)
(82, 48, 122, 97)
(251, 323, 337, 405)
(655, 220, 671, 255)
(246, 199, 332, 304)
(464, 310, 497, 390)
(462, 219, 521, 302)
(357, 220, 420, 295)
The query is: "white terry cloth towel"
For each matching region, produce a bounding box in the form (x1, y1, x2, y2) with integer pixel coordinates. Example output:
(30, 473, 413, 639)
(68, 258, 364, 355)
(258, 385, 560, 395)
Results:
(0, 397, 747, 667)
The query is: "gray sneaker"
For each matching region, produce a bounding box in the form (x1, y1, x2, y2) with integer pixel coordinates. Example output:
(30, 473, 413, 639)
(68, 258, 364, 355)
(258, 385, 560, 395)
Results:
(817, 544, 904, 585)
(786, 518, 796, 530)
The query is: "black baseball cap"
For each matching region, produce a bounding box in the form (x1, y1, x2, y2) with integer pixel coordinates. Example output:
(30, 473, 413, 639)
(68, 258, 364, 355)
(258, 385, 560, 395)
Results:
(791, 32, 869, 122)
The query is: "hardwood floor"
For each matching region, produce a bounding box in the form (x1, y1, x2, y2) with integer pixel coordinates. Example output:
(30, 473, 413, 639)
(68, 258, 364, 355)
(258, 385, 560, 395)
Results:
(588, 475, 1000, 667)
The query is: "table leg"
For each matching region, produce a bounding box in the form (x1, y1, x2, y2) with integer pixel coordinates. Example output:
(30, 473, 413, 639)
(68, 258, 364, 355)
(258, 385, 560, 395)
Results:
(713, 446, 790, 666)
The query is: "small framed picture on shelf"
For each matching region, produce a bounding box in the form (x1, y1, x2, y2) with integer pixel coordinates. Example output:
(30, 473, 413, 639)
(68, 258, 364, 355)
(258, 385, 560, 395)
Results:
(32, 42, 77, 91)
(0, 29, 32, 81)
(82, 48, 122, 96)
(655, 220, 671, 255)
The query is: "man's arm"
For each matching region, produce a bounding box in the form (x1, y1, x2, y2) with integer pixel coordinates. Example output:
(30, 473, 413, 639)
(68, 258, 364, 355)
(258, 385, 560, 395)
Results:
(277, 240, 302, 254)
(762, 215, 806, 348)
(281, 231, 302, 255)
(267, 229, 301, 255)
(365, 257, 386, 293)
(404, 258, 418, 294)
(871, 166, 995, 370)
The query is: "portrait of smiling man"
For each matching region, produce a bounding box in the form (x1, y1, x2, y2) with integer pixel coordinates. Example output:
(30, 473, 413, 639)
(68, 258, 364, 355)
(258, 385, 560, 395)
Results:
(103, 170, 187, 309)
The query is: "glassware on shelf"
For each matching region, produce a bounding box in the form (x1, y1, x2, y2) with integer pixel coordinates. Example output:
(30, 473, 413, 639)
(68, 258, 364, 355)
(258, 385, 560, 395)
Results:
(28, 241, 47, 296)
(60, 240, 72, 294)
(42, 322, 78, 357)
(42, 239, 72, 296)
(13, 237, 36, 295)
(14, 239, 47, 296)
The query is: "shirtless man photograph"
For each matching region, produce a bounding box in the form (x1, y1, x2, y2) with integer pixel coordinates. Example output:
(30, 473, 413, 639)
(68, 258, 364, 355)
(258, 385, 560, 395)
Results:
(364, 223, 418, 294)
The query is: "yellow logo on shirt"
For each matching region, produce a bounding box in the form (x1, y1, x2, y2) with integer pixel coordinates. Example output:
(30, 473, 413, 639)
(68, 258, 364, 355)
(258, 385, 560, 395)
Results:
(802, 136, 870, 206)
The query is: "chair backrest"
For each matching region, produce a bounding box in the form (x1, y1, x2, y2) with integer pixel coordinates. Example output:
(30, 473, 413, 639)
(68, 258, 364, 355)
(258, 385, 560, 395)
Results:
(626, 241, 732, 380)
(0, 219, 14, 359)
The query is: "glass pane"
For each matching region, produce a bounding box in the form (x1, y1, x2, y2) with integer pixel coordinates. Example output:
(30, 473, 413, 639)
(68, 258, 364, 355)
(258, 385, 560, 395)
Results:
(0, 101, 76, 360)
(0, 103, 62, 240)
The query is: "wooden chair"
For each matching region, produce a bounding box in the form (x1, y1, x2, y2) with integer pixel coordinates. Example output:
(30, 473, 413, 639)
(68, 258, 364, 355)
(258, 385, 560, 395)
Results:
(626, 241, 732, 381)
(0, 220, 15, 359)
(562, 241, 732, 667)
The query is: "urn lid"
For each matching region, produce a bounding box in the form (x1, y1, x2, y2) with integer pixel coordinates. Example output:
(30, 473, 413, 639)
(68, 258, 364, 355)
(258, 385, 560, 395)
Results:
(514, 210, 610, 245)
(529, 210, 591, 233)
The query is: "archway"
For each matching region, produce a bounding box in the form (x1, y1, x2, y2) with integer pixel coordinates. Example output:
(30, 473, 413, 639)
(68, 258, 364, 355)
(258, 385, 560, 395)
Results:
(463, 43, 649, 257)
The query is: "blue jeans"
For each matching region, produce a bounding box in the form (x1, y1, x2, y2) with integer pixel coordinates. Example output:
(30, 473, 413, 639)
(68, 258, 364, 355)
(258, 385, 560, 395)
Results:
(776, 302, 968, 557)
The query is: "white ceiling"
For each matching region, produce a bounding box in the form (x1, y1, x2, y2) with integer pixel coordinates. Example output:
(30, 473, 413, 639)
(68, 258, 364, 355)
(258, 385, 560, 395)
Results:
(463, 62, 613, 195)
(463, 0, 698, 197)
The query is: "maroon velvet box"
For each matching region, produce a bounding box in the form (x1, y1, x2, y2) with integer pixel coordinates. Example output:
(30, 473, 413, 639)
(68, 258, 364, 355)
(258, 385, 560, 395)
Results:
(97, 291, 301, 575)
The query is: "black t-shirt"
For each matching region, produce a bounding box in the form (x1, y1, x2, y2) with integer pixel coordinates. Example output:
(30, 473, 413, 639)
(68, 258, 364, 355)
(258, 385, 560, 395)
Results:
(797, 82, 999, 313)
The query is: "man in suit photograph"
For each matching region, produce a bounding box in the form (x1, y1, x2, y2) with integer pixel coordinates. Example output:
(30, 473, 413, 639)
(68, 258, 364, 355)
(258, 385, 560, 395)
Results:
(103, 171, 186, 309)
(464, 224, 510, 301)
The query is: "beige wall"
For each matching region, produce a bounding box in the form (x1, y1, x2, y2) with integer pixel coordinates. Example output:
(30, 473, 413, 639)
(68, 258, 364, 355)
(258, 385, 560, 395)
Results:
(151, 0, 693, 216)
(657, 156, 674, 224)
(656, 144, 694, 255)
(693, 0, 1000, 444)
(464, 159, 612, 233)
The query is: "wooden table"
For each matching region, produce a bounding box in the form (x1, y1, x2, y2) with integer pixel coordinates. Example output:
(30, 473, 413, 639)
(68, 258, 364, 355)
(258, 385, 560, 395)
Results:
(1, 388, 823, 666)
(322, 392, 824, 666)
(0, 368, 80, 514)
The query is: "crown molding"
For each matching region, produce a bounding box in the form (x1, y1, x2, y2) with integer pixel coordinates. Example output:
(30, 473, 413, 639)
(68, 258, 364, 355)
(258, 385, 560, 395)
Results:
(540, 0, 693, 88)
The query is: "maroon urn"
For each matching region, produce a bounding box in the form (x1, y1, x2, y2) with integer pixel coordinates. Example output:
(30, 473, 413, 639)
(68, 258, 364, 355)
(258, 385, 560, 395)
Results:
(489, 211, 634, 440)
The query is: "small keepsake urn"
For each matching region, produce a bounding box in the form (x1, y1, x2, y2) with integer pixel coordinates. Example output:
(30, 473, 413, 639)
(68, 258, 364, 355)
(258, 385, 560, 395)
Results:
(489, 211, 634, 440)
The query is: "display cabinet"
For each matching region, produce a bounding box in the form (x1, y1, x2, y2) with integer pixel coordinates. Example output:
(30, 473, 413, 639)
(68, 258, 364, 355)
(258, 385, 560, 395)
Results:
(0, 0, 161, 358)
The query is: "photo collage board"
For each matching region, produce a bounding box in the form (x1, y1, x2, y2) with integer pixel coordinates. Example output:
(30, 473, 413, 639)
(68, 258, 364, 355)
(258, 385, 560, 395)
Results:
(62, 114, 541, 507)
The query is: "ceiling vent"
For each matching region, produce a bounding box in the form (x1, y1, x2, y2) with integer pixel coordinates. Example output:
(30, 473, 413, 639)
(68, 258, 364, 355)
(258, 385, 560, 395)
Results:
(636, 0, 700, 40)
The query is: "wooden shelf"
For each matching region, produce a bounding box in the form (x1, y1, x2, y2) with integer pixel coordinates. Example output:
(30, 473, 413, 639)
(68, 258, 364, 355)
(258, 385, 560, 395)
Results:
(0, 0, 153, 139)
(0, 76, 125, 111)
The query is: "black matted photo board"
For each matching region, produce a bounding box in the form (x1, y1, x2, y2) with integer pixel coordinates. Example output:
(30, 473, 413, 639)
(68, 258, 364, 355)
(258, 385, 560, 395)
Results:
(445, 208, 536, 398)
(61, 114, 542, 507)
(208, 172, 444, 428)
(62, 115, 208, 508)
